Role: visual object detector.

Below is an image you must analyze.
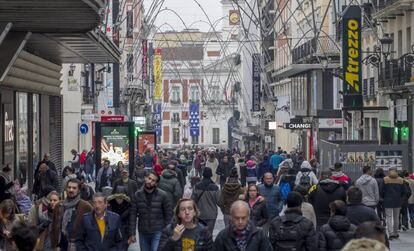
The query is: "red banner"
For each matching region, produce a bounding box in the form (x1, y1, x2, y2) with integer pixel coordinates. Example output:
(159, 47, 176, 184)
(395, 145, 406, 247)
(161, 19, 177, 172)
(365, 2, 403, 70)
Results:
(101, 116, 125, 122)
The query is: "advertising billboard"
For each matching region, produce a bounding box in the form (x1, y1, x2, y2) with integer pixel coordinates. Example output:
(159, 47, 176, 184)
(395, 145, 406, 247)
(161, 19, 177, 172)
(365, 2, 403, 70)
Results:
(95, 122, 135, 173)
(154, 48, 162, 100)
(342, 5, 362, 108)
(252, 53, 261, 111)
(137, 131, 157, 155)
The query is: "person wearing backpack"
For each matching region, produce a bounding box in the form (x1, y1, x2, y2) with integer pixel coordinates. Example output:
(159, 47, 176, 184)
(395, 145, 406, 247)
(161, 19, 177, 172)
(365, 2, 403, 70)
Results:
(269, 191, 318, 251)
(295, 161, 318, 193)
(276, 161, 296, 201)
(319, 200, 356, 251)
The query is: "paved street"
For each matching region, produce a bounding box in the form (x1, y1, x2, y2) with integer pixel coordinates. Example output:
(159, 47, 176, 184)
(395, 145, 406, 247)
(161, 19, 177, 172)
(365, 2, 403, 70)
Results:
(390, 229, 414, 251)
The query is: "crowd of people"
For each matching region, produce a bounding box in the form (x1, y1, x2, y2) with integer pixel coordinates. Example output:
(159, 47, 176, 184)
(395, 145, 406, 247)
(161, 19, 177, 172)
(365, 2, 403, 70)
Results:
(0, 147, 413, 251)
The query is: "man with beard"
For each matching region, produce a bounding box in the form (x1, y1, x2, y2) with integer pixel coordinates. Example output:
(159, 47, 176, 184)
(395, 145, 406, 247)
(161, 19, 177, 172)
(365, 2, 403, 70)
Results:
(128, 170, 172, 251)
(51, 178, 93, 250)
(35, 153, 57, 174)
(112, 169, 138, 199)
(216, 155, 234, 188)
(33, 163, 58, 199)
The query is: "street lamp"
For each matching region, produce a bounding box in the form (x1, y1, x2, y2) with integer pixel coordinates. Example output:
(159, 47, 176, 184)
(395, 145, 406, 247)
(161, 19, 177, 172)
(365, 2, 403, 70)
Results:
(380, 35, 393, 59)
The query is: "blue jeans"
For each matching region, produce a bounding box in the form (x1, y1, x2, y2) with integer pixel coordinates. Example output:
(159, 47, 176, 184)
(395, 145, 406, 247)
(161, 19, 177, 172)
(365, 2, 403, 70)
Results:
(408, 203, 414, 221)
(139, 232, 162, 251)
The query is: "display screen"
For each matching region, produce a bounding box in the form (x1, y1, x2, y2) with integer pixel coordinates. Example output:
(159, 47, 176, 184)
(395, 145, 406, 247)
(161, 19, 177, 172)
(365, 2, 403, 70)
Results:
(138, 132, 156, 154)
(101, 126, 130, 167)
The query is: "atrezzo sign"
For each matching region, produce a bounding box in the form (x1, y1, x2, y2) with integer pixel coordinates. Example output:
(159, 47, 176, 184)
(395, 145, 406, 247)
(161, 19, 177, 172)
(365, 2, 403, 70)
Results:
(283, 123, 312, 129)
(342, 5, 363, 108)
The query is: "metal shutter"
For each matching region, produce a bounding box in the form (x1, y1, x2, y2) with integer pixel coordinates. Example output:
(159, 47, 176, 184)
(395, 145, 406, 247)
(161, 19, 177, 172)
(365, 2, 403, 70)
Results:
(49, 96, 63, 191)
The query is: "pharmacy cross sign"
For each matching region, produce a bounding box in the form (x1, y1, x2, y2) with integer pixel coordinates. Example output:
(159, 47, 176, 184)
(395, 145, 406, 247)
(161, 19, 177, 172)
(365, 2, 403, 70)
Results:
(189, 103, 200, 136)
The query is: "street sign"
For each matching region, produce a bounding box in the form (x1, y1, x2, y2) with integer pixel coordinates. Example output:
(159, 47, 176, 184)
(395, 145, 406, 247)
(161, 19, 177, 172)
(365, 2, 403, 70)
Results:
(265, 135, 272, 143)
(283, 123, 312, 129)
(101, 115, 125, 122)
(80, 123, 89, 134)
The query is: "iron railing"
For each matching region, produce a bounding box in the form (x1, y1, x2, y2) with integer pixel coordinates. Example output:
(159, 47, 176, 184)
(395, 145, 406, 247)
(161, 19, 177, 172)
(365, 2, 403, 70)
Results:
(291, 36, 340, 63)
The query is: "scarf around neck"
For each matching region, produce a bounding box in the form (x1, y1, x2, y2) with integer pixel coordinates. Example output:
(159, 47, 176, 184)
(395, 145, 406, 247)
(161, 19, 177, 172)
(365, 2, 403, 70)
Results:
(61, 195, 81, 237)
(231, 222, 252, 250)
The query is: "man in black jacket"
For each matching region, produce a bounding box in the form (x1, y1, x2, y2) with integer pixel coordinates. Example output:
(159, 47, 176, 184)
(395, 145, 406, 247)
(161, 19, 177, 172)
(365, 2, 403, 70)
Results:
(346, 186, 379, 226)
(214, 200, 272, 251)
(269, 191, 318, 251)
(33, 163, 58, 198)
(128, 170, 172, 251)
(309, 170, 346, 228)
(111, 169, 138, 199)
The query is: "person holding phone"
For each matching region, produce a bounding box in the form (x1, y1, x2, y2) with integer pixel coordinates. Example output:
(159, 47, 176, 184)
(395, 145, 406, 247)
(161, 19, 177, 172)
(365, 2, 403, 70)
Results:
(157, 198, 213, 251)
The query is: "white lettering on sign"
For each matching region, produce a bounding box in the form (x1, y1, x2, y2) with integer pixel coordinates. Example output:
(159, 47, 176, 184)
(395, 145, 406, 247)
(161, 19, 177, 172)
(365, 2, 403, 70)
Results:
(4, 112, 14, 142)
(284, 123, 312, 129)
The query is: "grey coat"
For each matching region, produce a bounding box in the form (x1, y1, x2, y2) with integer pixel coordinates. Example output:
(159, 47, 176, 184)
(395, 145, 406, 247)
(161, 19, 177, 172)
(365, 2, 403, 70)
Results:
(192, 178, 220, 220)
(356, 174, 379, 207)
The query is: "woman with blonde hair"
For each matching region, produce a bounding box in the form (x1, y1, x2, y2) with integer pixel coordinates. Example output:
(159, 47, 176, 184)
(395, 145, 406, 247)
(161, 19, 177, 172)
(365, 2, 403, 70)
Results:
(157, 198, 213, 251)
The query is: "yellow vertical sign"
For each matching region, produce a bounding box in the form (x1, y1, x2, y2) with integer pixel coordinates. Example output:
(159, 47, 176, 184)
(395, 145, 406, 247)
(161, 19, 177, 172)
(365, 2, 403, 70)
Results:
(153, 48, 162, 100)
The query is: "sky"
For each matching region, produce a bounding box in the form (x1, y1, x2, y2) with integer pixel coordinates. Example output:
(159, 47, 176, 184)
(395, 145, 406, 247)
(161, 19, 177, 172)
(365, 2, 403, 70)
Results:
(143, 0, 223, 32)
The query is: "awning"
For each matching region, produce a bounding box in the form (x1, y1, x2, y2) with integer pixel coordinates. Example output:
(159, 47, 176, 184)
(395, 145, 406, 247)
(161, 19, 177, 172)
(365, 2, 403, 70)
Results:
(0, 0, 104, 33)
(272, 63, 340, 79)
(27, 31, 120, 64)
(0, 0, 120, 64)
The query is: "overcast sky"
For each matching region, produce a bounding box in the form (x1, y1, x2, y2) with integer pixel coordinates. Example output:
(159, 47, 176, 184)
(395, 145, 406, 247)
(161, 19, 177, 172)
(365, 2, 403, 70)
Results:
(144, 0, 223, 31)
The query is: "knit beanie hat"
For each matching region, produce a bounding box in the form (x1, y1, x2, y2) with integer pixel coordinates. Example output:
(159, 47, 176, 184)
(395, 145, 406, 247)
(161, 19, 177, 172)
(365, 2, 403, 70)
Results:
(287, 191, 303, 208)
(203, 167, 213, 179)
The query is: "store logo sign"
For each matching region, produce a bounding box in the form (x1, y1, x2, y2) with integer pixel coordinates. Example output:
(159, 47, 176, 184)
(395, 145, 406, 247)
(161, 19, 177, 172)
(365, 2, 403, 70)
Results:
(4, 112, 14, 142)
(283, 123, 312, 129)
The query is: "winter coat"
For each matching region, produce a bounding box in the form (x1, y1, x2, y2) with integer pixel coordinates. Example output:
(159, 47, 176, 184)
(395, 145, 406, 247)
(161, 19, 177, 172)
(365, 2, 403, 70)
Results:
(51, 199, 93, 248)
(111, 178, 138, 199)
(406, 178, 414, 204)
(270, 154, 284, 172)
(85, 154, 94, 174)
(158, 170, 183, 206)
(247, 197, 268, 227)
(142, 153, 154, 168)
(355, 174, 379, 207)
(258, 183, 284, 219)
(218, 180, 244, 215)
(158, 223, 213, 251)
(375, 177, 385, 201)
(269, 208, 318, 251)
(319, 215, 356, 251)
(280, 202, 317, 228)
(257, 161, 273, 180)
(174, 167, 186, 190)
(33, 169, 58, 198)
(129, 188, 173, 235)
(331, 172, 351, 190)
(308, 179, 346, 227)
(214, 223, 272, 251)
(0, 172, 13, 202)
(346, 203, 379, 226)
(133, 167, 146, 189)
(205, 158, 219, 183)
(216, 162, 234, 181)
(383, 170, 410, 208)
(192, 178, 220, 220)
(75, 210, 123, 251)
(236, 163, 248, 186)
(108, 193, 131, 241)
(295, 168, 319, 188)
(96, 167, 113, 191)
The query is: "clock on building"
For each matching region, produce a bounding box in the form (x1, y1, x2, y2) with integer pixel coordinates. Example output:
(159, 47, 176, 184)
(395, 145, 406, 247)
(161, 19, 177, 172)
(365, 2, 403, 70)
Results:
(229, 10, 240, 25)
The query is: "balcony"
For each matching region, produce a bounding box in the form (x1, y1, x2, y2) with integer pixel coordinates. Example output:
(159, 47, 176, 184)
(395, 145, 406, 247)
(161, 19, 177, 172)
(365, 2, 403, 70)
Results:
(170, 99, 181, 105)
(379, 59, 413, 89)
(372, 0, 414, 19)
(291, 36, 340, 64)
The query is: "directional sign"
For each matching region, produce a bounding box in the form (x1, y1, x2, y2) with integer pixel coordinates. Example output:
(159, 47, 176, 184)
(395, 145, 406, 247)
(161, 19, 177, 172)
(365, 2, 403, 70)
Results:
(80, 123, 89, 134)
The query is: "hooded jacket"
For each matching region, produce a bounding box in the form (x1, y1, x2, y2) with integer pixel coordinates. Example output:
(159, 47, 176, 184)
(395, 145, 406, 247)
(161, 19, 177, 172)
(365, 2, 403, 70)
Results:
(295, 161, 319, 187)
(319, 215, 356, 251)
(158, 169, 183, 206)
(355, 174, 379, 207)
(308, 179, 346, 227)
(218, 180, 244, 215)
(383, 170, 410, 208)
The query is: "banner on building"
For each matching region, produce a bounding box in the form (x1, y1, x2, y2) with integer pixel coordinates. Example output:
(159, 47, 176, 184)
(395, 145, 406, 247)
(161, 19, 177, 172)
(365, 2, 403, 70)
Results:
(252, 53, 261, 111)
(154, 103, 162, 136)
(189, 103, 200, 136)
(153, 48, 162, 100)
(148, 42, 154, 99)
(142, 39, 148, 82)
(342, 5, 362, 108)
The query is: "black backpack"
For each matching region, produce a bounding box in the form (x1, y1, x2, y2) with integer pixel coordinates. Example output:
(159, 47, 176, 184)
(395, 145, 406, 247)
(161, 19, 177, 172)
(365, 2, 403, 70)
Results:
(299, 172, 312, 191)
(273, 216, 304, 251)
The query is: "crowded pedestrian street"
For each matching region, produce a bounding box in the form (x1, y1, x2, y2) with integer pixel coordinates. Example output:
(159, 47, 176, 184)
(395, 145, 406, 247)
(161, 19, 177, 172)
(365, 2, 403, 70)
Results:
(2, 0, 414, 251)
